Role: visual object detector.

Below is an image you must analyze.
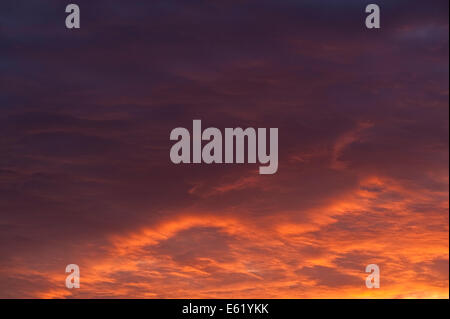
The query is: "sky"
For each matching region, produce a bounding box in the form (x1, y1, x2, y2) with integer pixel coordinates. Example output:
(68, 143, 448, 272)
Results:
(0, 0, 448, 298)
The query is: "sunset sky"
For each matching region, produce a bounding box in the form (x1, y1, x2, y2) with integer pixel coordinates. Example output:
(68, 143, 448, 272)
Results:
(0, 0, 448, 298)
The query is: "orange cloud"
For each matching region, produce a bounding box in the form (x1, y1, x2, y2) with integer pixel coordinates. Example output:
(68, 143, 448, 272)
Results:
(6, 173, 445, 299)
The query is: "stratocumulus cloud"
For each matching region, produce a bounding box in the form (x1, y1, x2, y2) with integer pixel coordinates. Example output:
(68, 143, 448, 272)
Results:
(0, 0, 448, 298)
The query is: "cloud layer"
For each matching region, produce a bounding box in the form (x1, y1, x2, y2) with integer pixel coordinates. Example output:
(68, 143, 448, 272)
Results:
(0, 0, 448, 298)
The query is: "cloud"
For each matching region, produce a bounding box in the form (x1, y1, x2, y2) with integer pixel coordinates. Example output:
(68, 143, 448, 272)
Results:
(0, 0, 448, 298)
